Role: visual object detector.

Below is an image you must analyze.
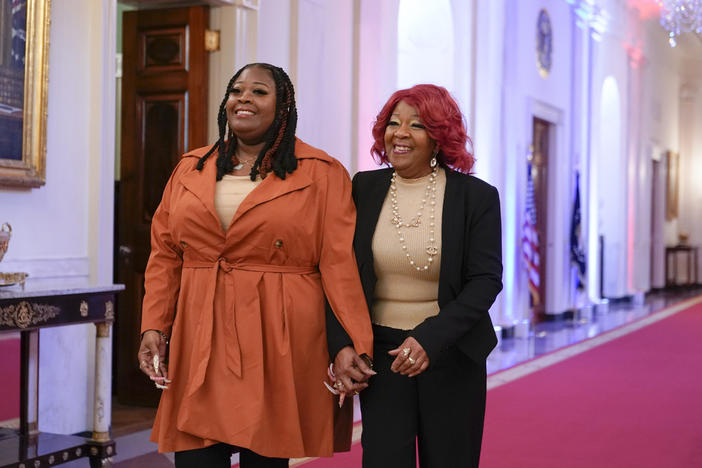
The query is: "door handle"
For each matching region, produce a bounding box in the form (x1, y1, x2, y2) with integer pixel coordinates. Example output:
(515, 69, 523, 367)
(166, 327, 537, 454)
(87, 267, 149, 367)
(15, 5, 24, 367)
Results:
(119, 245, 132, 266)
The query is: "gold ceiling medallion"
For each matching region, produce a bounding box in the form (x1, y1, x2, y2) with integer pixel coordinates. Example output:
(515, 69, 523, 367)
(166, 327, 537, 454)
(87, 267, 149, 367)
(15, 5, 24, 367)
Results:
(536, 9, 553, 79)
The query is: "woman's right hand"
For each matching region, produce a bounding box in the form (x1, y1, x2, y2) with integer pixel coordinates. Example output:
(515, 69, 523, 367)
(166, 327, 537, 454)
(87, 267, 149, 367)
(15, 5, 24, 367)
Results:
(138, 330, 170, 389)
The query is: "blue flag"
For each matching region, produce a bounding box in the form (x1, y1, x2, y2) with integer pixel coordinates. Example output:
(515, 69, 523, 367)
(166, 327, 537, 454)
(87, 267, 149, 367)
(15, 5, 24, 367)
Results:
(570, 171, 586, 291)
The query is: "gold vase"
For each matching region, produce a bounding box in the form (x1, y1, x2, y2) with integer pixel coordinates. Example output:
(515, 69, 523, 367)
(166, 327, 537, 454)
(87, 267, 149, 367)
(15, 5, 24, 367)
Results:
(0, 223, 11, 263)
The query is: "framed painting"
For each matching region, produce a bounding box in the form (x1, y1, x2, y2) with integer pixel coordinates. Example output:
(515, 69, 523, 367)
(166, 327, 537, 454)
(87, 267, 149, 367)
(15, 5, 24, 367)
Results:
(666, 150, 679, 221)
(0, 0, 50, 188)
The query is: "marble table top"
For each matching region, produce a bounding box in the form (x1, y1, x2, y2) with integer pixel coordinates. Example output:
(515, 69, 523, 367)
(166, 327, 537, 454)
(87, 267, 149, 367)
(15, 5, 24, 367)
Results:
(0, 281, 124, 301)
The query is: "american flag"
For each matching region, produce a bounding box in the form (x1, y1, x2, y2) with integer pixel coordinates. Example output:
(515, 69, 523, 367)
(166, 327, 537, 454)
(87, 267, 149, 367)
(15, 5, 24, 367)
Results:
(522, 161, 540, 304)
(570, 171, 586, 290)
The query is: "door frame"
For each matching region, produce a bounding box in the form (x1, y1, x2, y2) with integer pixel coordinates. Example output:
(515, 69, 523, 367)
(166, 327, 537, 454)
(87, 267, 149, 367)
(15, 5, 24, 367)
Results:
(525, 98, 569, 317)
(114, 4, 209, 405)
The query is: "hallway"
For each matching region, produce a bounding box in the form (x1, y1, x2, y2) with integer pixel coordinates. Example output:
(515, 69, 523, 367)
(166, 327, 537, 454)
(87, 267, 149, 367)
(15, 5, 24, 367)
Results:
(103, 287, 702, 467)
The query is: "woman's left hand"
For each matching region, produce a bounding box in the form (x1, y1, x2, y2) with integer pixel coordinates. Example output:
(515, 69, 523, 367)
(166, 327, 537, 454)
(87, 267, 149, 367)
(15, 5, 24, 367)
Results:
(388, 337, 429, 377)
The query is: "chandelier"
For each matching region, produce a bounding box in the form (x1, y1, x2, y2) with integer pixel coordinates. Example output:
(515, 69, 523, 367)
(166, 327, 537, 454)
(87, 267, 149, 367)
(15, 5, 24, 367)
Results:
(565, 0, 610, 41)
(658, 0, 702, 47)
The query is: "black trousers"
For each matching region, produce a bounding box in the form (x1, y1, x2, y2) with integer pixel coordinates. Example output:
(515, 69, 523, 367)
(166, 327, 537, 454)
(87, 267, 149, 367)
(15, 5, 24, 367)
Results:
(174, 444, 289, 468)
(360, 325, 487, 468)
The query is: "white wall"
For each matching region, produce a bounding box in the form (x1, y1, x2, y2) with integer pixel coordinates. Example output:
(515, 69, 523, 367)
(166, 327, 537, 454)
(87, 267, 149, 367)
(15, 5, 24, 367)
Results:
(213, 0, 701, 329)
(494, 0, 574, 320)
(0, 0, 116, 434)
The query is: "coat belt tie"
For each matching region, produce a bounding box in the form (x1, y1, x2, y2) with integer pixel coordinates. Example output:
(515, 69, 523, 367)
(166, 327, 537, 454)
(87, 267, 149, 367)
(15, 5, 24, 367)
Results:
(182, 255, 318, 398)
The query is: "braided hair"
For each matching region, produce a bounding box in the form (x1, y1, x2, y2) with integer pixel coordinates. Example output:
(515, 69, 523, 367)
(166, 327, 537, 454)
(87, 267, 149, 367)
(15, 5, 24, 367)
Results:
(196, 63, 298, 181)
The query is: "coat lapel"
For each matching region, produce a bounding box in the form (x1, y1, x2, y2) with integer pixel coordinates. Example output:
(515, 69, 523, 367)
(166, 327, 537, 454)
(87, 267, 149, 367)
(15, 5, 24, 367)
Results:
(179, 156, 222, 230)
(356, 169, 392, 264)
(232, 168, 313, 224)
(439, 169, 460, 296)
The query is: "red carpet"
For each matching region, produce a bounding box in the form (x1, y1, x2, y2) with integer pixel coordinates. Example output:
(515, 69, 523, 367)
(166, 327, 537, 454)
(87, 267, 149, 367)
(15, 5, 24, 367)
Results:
(287, 299, 702, 467)
(481, 300, 702, 468)
(0, 337, 20, 422)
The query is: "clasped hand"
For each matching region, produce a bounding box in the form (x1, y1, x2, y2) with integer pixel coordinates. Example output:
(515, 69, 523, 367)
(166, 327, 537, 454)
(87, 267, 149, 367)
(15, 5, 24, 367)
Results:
(327, 346, 376, 403)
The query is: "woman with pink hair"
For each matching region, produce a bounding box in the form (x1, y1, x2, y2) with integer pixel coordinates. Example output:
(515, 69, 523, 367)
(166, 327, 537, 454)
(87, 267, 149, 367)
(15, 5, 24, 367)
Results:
(327, 84, 503, 467)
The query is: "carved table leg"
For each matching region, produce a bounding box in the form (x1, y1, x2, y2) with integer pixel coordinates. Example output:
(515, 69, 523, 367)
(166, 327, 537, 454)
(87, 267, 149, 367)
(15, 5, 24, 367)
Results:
(91, 321, 114, 467)
(20, 329, 39, 436)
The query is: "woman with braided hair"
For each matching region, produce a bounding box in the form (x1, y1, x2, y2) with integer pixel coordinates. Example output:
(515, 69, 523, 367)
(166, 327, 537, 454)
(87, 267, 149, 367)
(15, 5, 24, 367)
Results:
(137, 63, 374, 467)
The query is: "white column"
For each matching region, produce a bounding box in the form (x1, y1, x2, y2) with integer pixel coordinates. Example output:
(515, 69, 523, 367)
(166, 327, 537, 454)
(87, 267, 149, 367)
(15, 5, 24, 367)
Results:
(208, 1, 260, 142)
(626, 47, 649, 294)
(678, 84, 701, 281)
(92, 321, 112, 441)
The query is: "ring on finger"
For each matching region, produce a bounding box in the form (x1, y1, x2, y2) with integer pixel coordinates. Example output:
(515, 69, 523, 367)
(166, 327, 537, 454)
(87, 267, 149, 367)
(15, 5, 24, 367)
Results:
(402, 347, 411, 357)
(408, 357, 416, 365)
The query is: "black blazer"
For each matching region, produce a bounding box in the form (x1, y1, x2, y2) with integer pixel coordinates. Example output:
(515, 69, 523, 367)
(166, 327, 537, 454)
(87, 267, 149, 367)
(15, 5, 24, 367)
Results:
(326, 167, 503, 365)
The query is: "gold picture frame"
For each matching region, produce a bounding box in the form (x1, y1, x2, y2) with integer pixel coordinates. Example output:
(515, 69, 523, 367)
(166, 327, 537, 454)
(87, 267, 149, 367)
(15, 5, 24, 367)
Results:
(0, 0, 50, 188)
(666, 150, 679, 221)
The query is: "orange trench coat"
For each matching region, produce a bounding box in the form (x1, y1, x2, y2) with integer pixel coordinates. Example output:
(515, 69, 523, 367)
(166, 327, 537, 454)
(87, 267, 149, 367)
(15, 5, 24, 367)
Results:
(140, 139, 373, 458)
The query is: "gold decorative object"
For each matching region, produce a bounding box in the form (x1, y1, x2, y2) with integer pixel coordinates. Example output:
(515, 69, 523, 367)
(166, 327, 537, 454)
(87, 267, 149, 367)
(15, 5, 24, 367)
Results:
(0, 300, 59, 328)
(0, 0, 52, 187)
(205, 29, 220, 51)
(80, 300, 88, 317)
(96, 322, 110, 338)
(666, 151, 679, 220)
(0, 223, 10, 262)
(104, 300, 114, 320)
(0, 272, 28, 287)
(0, 222, 29, 287)
(678, 232, 689, 245)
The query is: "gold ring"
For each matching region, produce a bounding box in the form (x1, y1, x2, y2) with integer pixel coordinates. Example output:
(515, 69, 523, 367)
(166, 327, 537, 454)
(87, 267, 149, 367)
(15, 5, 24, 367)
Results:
(408, 357, 416, 365)
(334, 381, 343, 389)
(402, 347, 411, 357)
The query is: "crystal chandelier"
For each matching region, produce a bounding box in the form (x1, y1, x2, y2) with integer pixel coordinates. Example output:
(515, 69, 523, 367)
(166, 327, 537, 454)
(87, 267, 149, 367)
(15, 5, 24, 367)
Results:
(565, 0, 610, 41)
(658, 0, 702, 47)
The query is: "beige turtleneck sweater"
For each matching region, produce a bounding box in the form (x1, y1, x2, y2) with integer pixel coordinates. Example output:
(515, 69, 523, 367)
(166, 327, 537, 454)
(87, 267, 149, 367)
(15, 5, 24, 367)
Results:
(371, 168, 446, 330)
(214, 174, 262, 231)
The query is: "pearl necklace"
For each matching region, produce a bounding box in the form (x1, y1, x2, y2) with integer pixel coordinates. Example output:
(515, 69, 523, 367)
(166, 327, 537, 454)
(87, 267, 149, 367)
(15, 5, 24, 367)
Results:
(389, 167, 439, 271)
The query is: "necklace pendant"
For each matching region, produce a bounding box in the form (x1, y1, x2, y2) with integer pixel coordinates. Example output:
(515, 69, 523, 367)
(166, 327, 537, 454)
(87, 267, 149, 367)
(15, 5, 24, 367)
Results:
(426, 245, 438, 256)
(233, 163, 244, 170)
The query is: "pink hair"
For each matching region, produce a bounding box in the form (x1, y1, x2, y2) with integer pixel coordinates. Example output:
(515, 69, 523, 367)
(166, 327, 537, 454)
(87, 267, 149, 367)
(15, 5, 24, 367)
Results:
(371, 84, 474, 173)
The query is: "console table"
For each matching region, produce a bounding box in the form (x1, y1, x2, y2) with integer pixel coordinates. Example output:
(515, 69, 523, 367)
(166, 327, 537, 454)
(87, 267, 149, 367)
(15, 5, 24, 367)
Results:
(665, 245, 699, 287)
(0, 283, 124, 468)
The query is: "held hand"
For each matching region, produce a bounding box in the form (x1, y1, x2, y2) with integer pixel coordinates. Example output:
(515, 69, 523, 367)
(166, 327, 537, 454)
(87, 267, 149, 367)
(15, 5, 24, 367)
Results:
(333, 346, 376, 394)
(388, 336, 429, 377)
(137, 330, 171, 389)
